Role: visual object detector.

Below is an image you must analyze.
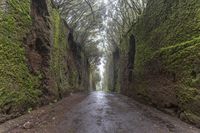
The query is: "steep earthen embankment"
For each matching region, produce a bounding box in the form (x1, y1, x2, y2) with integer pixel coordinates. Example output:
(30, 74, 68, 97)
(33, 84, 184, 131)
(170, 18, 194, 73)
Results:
(116, 0, 200, 126)
(0, 0, 90, 122)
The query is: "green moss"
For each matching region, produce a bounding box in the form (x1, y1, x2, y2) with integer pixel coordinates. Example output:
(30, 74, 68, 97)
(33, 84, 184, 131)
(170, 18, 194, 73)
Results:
(133, 0, 200, 75)
(190, 74, 200, 88)
(180, 111, 200, 126)
(148, 30, 200, 115)
(176, 86, 200, 116)
(117, 0, 200, 123)
(0, 0, 41, 113)
(139, 0, 200, 46)
(131, 0, 200, 91)
(176, 86, 199, 105)
(135, 83, 148, 97)
(153, 37, 200, 77)
(51, 9, 65, 96)
(50, 9, 77, 97)
(135, 42, 153, 74)
(52, 9, 61, 48)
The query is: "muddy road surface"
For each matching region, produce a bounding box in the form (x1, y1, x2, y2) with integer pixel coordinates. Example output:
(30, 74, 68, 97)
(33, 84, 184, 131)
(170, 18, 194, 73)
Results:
(0, 91, 200, 133)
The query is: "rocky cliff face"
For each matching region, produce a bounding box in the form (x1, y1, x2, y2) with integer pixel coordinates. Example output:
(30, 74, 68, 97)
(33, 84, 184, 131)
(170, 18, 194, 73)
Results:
(117, 0, 200, 126)
(0, 0, 90, 122)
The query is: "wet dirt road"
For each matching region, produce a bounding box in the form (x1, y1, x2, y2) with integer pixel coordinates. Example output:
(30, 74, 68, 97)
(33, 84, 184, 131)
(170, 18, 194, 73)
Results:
(1, 91, 200, 133)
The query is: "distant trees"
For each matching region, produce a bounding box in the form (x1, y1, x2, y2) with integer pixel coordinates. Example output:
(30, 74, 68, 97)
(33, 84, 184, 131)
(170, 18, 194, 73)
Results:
(52, 0, 103, 44)
(105, 0, 147, 49)
(101, 0, 147, 91)
(51, 0, 147, 90)
(51, 0, 105, 71)
(51, 0, 147, 59)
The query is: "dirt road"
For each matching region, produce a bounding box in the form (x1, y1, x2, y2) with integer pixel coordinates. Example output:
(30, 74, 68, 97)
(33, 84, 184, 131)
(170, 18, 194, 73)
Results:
(0, 91, 200, 133)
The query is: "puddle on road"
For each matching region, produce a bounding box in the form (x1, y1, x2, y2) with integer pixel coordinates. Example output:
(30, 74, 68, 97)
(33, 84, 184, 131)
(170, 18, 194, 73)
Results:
(93, 91, 108, 105)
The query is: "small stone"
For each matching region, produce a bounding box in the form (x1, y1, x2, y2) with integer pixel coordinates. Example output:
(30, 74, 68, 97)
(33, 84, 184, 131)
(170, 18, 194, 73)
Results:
(23, 121, 33, 129)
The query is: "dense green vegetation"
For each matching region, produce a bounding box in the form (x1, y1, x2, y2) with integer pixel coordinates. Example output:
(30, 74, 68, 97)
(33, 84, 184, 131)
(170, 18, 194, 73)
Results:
(50, 9, 76, 96)
(0, 0, 41, 113)
(116, 0, 200, 126)
(101, 0, 200, 127)
(0, 0, 93, 120)
(134, 0, 200, 76)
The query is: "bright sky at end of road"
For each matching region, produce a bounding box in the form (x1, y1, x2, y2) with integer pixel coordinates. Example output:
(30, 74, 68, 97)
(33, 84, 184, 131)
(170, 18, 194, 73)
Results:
(104, 0, 108, 4)
(97, 57, 105, 90)
(96, 0, 109, 90)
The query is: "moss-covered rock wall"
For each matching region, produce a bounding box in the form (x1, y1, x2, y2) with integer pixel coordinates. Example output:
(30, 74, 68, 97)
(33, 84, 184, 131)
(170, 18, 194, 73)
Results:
(118, 0, 200, 126)
(0, 0, 90, 122)
(50, 8, 90, 99)
(0, 0, 41, 117)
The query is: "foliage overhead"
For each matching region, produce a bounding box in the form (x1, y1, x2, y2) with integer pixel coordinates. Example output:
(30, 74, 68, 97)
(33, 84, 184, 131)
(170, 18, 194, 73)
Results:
(52, 0, 147, 56)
